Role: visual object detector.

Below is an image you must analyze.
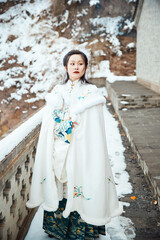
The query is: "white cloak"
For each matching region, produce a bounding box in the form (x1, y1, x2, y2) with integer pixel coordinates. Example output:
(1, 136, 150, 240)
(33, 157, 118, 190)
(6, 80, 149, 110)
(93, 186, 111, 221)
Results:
(26, 79, 123, 225)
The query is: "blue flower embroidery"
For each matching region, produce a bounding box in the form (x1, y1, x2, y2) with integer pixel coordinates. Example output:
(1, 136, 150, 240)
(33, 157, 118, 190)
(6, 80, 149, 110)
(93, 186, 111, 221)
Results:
(73, 186, 91, 200)
(52, 109, 72, 144)
(78, 91, 92, 100)
(78, 96, 85, 100)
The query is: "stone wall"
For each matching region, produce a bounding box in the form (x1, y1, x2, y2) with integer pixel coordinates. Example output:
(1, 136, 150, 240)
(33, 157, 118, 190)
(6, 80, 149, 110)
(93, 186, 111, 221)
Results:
(136, 0, 160, 94)
(0, 124, 41, 240)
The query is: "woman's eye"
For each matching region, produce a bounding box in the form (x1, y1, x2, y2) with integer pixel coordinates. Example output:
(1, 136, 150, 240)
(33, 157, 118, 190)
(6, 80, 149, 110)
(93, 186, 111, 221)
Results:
(70, 63, 83, 66)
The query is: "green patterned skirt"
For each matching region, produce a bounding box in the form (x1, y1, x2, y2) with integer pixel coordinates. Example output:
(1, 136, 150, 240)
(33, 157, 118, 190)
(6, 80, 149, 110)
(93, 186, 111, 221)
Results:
(43, 198, 106, 240)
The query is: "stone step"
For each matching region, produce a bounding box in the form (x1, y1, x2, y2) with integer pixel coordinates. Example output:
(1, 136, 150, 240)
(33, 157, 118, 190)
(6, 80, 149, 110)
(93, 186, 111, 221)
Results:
(106, 80, 160, 111)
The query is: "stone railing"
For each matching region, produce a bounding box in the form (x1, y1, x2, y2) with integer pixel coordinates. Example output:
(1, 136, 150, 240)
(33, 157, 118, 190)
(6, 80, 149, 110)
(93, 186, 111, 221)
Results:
(0, 108, 43, 240)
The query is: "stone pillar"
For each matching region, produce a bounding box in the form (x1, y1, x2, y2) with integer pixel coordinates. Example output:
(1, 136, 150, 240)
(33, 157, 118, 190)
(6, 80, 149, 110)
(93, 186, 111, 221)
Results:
(136, 0, 160, 94)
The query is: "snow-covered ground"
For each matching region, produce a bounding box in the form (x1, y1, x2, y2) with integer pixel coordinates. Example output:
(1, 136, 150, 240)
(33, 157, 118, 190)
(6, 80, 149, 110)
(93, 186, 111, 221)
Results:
(25, 88, 136, 240)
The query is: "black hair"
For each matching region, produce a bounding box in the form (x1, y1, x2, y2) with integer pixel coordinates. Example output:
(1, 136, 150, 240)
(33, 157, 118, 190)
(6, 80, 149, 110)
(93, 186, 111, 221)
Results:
(63, 50, 90, 84)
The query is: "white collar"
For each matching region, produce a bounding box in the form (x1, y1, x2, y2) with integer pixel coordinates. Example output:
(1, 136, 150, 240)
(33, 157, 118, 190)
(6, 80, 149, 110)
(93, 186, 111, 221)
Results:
(67, 79, 82, 87)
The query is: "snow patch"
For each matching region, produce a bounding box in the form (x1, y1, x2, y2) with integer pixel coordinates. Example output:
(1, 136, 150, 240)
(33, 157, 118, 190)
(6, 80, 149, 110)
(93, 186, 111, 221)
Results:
(106, 216, 136, 240)
(121, 94, 131, 97)
(89, 0, 100, 6)
(90, 16, 123, 56)
(103, 105, 132, 197)
(123, 19, 135, 32)
(89, 59, 136, 82)
(103, 105, 135, 239)
(107, 75, 137, 83)
(90, 60, 111, 78)
(67, 0, 82, 5)
(120, 101, 129, 104)
(0, 1, 82, 103)
(127, 42, 135, 48)
(89, 39, 99, 45)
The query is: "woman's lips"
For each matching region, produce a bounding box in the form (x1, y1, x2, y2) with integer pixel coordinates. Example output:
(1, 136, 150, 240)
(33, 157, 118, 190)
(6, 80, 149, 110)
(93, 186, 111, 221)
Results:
(73, 71, 79, 73)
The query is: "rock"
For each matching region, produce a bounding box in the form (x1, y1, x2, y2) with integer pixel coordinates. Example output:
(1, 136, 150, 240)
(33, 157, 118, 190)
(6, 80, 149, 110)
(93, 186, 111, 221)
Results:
(7, 35, 17, 42)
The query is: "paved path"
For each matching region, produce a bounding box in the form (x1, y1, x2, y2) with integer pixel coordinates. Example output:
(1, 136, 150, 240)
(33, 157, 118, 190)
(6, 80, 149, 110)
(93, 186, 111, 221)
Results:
(107, 105, 160, 240)
(106, 80, 160, 239)
(120, 107, 160, 180)
(106, 80, 160, 207)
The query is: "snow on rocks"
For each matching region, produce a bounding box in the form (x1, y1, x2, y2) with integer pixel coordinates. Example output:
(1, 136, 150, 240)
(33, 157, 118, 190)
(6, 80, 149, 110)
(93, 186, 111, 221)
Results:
(89, 0, 100, 6)
(127, 42, 135, 49)
(0, 0, 135, 105)
(90, 16, 123, 56)
(90, 60, 136, 83)
(67, 0, 82, 5)
(0, 0, 76, 103)
(123, 19, 135, 32)
(90, 60, 111, 78)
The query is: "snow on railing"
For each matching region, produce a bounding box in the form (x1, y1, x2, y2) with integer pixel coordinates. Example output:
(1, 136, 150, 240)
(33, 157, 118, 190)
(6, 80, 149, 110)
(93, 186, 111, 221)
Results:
(0, 107, 44, 162)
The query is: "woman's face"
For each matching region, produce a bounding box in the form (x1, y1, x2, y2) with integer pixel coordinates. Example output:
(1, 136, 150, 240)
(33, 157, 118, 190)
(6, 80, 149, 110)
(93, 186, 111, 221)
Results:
(65, 54, 87, 82)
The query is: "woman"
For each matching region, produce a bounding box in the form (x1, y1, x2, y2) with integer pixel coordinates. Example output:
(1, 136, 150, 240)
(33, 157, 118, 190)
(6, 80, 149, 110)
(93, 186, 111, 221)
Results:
(26, 50, 123, 239)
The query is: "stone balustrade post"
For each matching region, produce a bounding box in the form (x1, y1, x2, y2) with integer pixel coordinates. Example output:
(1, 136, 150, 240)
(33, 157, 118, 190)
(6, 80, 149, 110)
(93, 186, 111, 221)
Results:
(0, 116, 42, 240)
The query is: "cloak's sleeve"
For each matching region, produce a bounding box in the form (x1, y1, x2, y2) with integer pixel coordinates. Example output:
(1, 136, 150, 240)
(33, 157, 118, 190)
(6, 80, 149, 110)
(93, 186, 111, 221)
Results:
(45, 84, 64, 110)
(70, 84, 106, 115)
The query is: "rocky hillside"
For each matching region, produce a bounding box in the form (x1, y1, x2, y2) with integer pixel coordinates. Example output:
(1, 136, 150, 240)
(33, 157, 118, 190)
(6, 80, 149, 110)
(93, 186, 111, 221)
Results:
(0, 0, 137, 137)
